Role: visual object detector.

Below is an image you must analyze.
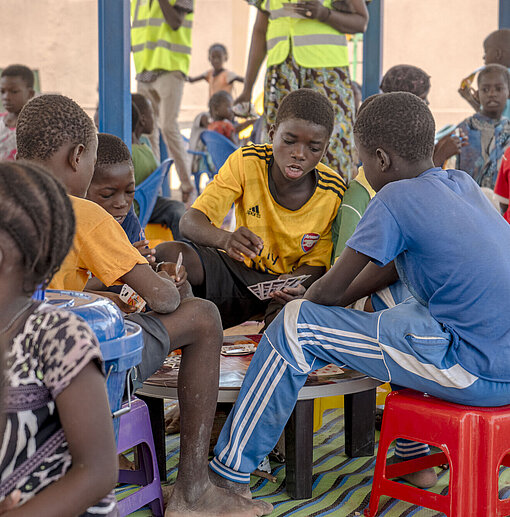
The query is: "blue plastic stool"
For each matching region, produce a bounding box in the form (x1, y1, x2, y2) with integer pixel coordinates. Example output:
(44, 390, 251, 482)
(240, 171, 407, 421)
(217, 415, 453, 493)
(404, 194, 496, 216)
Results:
(44, 290, 143, 443)
(200, 130, 237, 173)
(117, 398, 164, 516)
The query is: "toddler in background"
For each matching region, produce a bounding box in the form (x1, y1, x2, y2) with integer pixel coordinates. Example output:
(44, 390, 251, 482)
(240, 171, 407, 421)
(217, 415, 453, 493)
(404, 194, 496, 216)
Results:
(0, 64, 34, 160)
(207, 91, 257, 144)
(457, 63, 510, 188)
(187, 43, 244, 99)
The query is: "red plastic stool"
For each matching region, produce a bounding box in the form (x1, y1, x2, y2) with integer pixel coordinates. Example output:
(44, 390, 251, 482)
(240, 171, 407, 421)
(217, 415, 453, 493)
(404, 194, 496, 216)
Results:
(365, 389, 510, 517)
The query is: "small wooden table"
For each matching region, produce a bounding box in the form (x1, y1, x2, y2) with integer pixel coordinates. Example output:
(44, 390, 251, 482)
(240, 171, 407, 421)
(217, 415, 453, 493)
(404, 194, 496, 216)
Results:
(137, 336, 381, 499)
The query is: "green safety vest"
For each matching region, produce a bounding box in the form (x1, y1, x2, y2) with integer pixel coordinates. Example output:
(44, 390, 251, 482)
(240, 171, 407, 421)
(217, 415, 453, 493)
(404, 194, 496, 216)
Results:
(262, 0, 348, 69)
(131, 0, 193, 75)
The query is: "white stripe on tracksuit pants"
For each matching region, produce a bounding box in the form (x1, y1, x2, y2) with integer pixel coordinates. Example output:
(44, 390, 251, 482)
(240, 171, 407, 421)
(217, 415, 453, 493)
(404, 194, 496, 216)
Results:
(210, 283, 495, 483)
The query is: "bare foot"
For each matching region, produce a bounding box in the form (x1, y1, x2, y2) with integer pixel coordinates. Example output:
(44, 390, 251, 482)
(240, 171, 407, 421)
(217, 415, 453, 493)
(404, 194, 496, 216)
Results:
(209, 467, 252, 499)
(388, 455, 438, 489)
(165, 481, 273, 516)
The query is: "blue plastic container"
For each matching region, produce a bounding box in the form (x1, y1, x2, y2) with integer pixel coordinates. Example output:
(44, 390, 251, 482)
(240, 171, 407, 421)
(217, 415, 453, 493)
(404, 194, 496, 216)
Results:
(44, 290, 143, 442)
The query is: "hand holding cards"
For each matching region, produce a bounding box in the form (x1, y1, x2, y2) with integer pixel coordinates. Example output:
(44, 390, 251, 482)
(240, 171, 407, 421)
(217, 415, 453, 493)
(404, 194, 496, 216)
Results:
(247, 275, 310, 300)
(119, 284, 146, 312)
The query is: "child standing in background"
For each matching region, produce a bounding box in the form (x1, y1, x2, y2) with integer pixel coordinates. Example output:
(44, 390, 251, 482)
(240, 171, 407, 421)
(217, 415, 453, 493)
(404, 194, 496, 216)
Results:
(187, 43, 244, 99)
(0, 65, 34, 160)
(457, 64, 510, 188)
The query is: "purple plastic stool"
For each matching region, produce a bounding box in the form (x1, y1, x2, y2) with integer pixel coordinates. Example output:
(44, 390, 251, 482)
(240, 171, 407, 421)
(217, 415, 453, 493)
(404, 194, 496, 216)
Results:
(117, 398, 164, 516)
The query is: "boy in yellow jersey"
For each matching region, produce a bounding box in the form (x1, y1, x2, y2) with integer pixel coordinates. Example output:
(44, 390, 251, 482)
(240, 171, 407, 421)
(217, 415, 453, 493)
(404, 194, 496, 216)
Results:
(156, 89, 346, 328)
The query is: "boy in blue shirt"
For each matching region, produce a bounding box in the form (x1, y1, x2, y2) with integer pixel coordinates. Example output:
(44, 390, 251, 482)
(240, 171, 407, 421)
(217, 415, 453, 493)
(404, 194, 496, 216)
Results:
(208, 92, 510, 505)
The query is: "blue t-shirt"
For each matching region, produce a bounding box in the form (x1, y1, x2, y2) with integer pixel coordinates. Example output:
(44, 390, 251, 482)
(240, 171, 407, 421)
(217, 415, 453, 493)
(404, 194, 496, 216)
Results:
(121, 207, 144, 244)
(346, 167, 510, 382)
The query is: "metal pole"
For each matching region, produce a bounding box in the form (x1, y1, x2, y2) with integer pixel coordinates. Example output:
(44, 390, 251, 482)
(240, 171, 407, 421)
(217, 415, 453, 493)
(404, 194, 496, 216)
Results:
(362, 0, 383, 100)
(500, 0, 510, 29)
(98, 0, 132, 150)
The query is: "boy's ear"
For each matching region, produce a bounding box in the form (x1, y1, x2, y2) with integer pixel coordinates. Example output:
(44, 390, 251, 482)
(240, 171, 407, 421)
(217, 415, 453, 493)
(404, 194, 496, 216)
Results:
(68, 144, 86, 172)
(376, 148, 391, 172)
(268, 124, 276, 142)
(28, 88, 35, 99)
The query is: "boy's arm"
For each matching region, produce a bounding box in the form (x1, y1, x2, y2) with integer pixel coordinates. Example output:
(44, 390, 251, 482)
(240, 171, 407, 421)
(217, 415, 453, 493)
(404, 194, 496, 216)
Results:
(187, 72, 207, 83)
(305, 247, 398, 306)
(121, 263, 181, 313)
(180, 207, 263, 260)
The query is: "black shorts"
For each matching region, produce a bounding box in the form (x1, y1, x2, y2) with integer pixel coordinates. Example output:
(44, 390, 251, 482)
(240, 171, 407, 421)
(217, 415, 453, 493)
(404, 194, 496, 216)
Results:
(191, 244, 282, 328)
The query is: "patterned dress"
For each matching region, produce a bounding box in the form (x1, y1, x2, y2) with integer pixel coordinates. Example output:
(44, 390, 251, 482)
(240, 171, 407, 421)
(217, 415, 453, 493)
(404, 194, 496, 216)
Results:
(0, 304, 118, 516)
(249, 0, 356, 181)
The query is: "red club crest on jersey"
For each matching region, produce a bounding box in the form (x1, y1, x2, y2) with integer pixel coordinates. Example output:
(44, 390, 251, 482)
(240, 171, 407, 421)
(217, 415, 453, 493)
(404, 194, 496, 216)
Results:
(301, 233, 320, 253)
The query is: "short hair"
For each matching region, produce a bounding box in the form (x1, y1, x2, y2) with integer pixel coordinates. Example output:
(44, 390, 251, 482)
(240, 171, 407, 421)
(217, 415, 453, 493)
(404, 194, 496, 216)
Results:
(1, 64, 34, 88)
(0, 161, 75, 292)
(132, 92, 150, 128)
(477, 63, 510, 89)
(209, 43, 227, 55)
(380, 65, 431, 98)
(354, 92, 435, 162)
(275, 89, 334, 137)
(16, 94, 96, 161)
(209, 90, 232, 113)
(484, 29, 510, 51)
(96, 133, 133, 169)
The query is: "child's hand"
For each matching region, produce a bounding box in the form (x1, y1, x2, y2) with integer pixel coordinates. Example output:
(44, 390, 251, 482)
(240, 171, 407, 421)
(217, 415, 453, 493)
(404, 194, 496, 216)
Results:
(0, 490, 21, 514)
(224, 227, 264, 261)
(157, 262, 188, 287)
(270, 284, 306, 305)
(133, 240, 156, 267)
(433, 130, 469, 165)
(99, 291, 138, 314)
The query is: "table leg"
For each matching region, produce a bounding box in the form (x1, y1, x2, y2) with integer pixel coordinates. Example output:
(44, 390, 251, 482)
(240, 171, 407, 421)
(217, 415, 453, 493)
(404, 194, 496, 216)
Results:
(137, 395, 167, 481)
(284, 399, 314, 499)
(344, 388, 376, 457)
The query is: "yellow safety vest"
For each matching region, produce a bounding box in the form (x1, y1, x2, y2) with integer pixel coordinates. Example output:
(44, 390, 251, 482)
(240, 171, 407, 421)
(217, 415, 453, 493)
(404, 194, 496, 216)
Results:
(262, 0, 348, 68)
(131, 0, 193, 75)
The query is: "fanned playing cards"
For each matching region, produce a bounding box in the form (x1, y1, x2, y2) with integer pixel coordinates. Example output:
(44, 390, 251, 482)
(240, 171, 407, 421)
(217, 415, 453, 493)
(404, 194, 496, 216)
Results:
(247, 275, 311, 300)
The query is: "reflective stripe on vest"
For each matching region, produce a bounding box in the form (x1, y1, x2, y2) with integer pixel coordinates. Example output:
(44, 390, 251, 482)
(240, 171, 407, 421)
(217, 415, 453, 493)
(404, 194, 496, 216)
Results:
(131, 0, 193, 75)
(262, 0, 349, 69)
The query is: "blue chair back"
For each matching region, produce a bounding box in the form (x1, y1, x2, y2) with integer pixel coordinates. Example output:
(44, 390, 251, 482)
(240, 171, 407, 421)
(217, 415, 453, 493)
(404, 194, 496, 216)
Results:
(200, 130, 238, 172)
(134, 158, 173, 228)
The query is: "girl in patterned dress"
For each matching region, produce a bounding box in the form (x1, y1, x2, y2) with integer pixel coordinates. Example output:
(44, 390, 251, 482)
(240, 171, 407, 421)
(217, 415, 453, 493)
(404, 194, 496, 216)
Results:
(0, 162, 119, 516)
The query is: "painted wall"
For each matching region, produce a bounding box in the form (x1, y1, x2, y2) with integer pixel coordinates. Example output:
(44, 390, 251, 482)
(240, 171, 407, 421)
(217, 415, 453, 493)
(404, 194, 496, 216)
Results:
(0, 0, 500, 130)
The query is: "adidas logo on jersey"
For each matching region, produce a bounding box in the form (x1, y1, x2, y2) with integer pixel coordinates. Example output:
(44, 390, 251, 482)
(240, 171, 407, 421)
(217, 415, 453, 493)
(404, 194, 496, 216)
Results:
(247, 205, 261, 218)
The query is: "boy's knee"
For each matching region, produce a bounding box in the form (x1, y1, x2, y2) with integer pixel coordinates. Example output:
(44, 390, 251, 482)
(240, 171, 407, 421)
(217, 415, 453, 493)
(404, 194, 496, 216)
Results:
(184, 297, 222, 336)
(156, 240, 193, 262)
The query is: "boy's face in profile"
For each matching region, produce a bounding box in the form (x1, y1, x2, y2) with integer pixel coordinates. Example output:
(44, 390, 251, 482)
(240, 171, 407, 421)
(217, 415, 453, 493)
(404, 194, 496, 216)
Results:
(86, 162, 135, 224)
(0, 76, 34, 115)
(212, 98, 233, 121)
(139, 98, 155, 135)
(270, 118, 329, 182)
(476, 71, 509, 119)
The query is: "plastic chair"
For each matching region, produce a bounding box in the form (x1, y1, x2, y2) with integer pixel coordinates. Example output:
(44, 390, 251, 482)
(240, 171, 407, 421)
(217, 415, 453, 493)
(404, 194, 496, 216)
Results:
(200, 130, 238, 172)
(117, 398, 164, 517)
(365, 389, 510, 517)
(134, 158, 173, 228)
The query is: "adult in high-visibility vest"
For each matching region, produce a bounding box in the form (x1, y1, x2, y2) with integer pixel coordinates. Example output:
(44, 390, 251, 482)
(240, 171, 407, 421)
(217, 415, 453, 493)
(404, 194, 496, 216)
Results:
(236, 0, 369, 181)
(131, 0, 195, 202)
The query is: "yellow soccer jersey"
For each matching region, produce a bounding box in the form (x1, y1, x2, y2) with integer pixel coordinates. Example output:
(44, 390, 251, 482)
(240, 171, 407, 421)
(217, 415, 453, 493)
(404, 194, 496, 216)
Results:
(192, 144, 346, 275)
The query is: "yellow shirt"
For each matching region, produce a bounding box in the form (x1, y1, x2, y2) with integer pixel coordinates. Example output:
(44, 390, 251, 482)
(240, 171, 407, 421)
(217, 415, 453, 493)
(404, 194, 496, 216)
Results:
(49, 196, 148, 291)
(192, 144, 346, 275)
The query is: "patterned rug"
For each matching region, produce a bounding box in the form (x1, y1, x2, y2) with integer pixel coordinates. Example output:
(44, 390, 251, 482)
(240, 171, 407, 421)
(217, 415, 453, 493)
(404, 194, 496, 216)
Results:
(116, 407, 510, 516)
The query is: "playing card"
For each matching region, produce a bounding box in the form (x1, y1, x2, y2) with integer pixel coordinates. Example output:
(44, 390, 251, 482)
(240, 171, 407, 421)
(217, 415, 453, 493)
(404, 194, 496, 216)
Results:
(119, 284, 147, 312)
(284, 275, 311, 289)
(247, 284, 263, 300)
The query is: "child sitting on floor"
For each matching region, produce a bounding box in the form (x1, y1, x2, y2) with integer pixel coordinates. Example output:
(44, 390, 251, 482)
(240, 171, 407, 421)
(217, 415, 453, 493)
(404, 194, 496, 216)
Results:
(187, 43, 244, 99)
(0, 64, 35, 160)
(208, 92, 510, 505)
(456, 63, 510, 188)
(15, 94, 270, 517)
(0, 161, 118, 515)
(131, 93, 185, 240)
(156, 89, 346, 329)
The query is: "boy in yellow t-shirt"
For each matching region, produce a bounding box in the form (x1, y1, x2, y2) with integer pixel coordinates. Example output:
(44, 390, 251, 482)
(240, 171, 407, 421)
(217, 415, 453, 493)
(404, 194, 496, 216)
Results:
(16, 94, 272, 517)
(156, 89, 346, 328)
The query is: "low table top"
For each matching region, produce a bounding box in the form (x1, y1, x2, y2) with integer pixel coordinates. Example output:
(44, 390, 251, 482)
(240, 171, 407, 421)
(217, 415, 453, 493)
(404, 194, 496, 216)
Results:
(138, 335, 382, 402)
